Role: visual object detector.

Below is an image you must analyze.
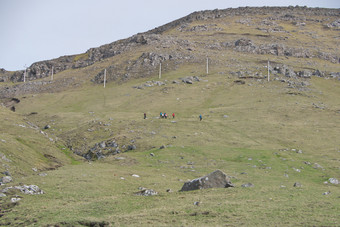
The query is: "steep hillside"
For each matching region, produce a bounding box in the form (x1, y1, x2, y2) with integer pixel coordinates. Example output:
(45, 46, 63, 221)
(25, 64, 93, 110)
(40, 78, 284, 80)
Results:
(0, 6, 339, 98)
(0, 6, 339, 226)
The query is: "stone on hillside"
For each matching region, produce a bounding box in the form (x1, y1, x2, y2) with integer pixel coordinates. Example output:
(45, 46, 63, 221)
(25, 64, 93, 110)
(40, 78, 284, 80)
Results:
(241, 183, 254, 188)
(135, 189, 158, 196)
(313, 163, 324, 170)
(99, 141, 106, 148)
(15, 185, 44, 195)
(127, 145, 136, 151)
(293, 182, 302, 187)
(11, 197, 21, 203)
(329, 178, 339, 185)
(44, 125, 51, 129)
(180, 170, 234, 192)
(1, 176, 13, 184)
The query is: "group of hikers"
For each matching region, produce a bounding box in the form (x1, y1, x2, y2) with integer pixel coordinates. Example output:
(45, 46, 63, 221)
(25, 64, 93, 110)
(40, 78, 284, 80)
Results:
(143, 112, 202, 121)
(159, 112, 175, 119)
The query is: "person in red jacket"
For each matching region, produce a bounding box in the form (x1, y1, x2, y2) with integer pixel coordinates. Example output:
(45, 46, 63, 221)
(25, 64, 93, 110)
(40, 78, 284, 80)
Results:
(172, 113, 175, 119)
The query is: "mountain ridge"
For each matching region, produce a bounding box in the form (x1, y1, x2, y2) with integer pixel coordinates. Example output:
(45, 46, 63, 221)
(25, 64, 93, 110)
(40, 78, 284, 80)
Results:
(0, 6, 339, 99)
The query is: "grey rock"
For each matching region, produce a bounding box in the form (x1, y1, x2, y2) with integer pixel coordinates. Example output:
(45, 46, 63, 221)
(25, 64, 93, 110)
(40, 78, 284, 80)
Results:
(44, 125, 51, 130)
(241, 183, 254, 188)
(329, 178, 339, 185)
(1, 176, 13, 184)
(160, 145, 166, 149)
(11, 197, 21, 203)
(2, 171, 11, 176)
(135, 189, 158, 196)
(180, 170, 234, 192)
(0, 193, 6, 197)
(127, 145, 136, 151)
(99, 141, 106, 148)
(313, 163, 324, 170)
(323, 191, 331, 195)
(293, 182, 302, 187)
(15, 185, 44, 195)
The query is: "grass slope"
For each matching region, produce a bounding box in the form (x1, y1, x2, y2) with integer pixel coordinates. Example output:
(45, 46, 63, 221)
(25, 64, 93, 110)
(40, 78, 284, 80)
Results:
(1, 67, 339, 226)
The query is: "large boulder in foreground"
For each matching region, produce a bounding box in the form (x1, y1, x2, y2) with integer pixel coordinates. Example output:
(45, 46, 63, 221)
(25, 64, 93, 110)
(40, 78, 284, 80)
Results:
(180, 170, 234, 191)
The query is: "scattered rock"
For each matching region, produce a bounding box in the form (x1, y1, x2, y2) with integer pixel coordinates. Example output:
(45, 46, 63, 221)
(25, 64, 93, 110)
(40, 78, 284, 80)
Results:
(180, 169, 234, 192)
(2, 185, 44, 195)
(44, 125, 51, 130)
(160, 145, 166, 149)
(329, 178, 339, 185)
(241, 183, 254, 188)
(127, 144, 136, 151)
(135, 189, 158, 196)
(323, 191, 331, 195)
(234, 80, 245, 85)
(293, 168, 301, 172)
(132, 174, 140, 178)
(313, 163, 324, 170)
(0, 176, 13, 184)
(193, 201, 200, 206)
(293, 182, 302, 187)
(150, 153, 155, 157)
(11, 197, 21, 203)
(166, 189, 173, 193)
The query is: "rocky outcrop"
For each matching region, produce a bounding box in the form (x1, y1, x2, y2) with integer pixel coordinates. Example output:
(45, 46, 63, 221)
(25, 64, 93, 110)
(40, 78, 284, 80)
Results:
(1, 6, 339, 84)
(180, 170, 234, 191)
(83, 139, 120, 160)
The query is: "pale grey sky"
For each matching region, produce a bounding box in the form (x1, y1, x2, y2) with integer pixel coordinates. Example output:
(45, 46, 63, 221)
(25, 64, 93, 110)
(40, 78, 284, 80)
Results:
(0, 0, 339, 71)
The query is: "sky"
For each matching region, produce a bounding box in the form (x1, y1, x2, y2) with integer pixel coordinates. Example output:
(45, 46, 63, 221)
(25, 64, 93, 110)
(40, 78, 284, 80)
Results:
(0, 0, 339, 71)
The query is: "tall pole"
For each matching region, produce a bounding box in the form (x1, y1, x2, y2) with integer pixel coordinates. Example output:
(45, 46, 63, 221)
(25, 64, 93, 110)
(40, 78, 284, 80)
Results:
(206, 58, 209, 75)
(159, 63, 162, 79)
(103, 68, 106, 88)
(51, 66, 54, 80)
(267, 59, 270, 82)
(23, 64, 27, 82)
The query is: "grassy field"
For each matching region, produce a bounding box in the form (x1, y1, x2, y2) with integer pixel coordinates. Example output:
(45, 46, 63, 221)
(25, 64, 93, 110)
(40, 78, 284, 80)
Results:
(1, 66, 339, 226)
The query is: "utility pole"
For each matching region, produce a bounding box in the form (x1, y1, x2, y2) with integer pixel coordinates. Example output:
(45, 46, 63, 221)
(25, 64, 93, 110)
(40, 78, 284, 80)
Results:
(23, 64, 27, 82)
(206, 58, 209, 75)
(51, 66, 54, 80)
(267, 59, 270, 82)
(103, 68, 107, 88)
(159, 63, 162, 79)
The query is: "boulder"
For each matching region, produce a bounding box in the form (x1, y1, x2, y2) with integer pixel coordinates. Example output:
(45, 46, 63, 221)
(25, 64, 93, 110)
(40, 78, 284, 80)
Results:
(329, 178, 338, 185)
(180, 170, 234, 192)
(1, 176, 13, 184)
(135, 189, 158, 196)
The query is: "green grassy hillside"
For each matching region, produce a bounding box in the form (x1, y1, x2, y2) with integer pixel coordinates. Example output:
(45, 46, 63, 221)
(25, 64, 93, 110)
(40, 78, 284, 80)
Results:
(0, 6, 340, 226)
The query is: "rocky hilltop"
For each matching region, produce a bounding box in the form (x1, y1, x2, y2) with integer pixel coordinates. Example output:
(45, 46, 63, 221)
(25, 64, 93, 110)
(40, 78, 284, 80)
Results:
(0, 6, 339, 98)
